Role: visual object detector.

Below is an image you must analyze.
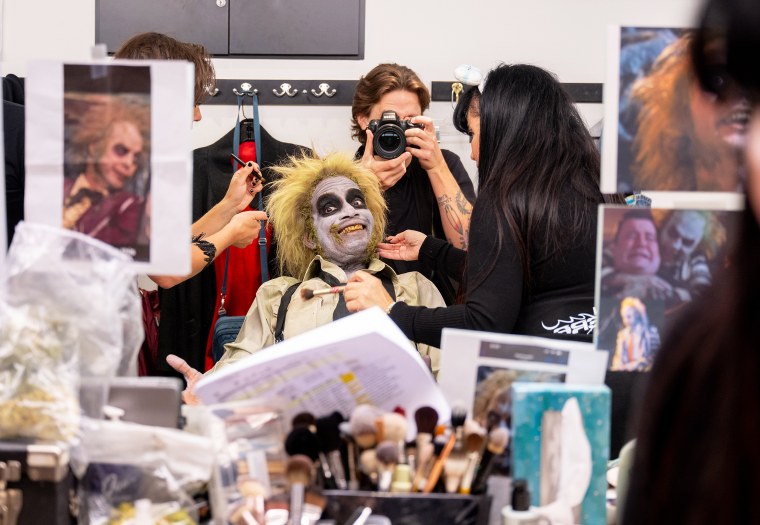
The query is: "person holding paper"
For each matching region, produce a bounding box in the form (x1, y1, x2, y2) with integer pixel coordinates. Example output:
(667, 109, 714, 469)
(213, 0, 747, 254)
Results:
(167, 152, 446, 402)
(344, 64, 622, 347)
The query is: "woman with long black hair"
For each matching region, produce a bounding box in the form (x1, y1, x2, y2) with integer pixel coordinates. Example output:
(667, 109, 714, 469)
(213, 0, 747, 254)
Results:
(345, 63, 621, 346)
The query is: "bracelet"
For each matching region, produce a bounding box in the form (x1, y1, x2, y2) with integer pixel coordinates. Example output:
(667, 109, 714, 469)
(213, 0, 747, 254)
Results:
(385, 301, 398, 315)
(191, 233, 217, 266)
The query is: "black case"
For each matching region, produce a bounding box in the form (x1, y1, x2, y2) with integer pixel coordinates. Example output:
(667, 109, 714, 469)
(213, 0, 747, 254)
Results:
(0, 442, 76, 525)
(320, 490, 492, 525)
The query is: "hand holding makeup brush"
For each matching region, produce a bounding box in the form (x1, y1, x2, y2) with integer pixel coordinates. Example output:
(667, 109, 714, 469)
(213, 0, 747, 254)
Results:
(301, 285, 346, 300)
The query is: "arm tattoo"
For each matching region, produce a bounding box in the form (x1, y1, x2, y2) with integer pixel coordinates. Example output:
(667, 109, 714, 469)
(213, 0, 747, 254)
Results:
(456, 191, 472, 215)
(438, 191, 472, 249)
(191, 233, 217, 266)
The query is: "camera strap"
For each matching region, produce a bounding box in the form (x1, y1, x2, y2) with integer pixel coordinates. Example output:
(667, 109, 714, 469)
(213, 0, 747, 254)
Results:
(233, 92, 269, 285)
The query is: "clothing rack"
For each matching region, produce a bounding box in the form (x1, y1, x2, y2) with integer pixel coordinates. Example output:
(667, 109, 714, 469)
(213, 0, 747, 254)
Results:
(205, 80, 604, 106)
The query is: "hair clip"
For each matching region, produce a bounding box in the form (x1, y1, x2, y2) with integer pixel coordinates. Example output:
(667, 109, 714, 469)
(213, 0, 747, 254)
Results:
(454, 64, 484, 87)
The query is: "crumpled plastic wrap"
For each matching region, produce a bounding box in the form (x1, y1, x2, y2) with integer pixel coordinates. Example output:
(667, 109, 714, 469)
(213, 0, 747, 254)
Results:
(0, 303, 80, 441)
(74, 418, 214, 525)
(0, 222, 143, 442)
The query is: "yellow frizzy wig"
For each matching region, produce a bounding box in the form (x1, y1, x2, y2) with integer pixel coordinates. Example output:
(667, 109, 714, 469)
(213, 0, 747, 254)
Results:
(266, 151, 387, 279)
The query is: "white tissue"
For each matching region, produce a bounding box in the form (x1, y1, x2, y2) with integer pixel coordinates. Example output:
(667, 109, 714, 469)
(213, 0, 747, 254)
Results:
(536, 397, 592, 525)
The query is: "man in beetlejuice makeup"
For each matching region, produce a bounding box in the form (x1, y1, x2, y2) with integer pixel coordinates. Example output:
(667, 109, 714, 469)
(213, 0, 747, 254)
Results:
(167, 152, 445, 402)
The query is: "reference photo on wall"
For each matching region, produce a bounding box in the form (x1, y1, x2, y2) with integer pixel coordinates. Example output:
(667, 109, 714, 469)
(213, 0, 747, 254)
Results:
(62, 64, 152, 261)
(594, 205, 739, 371)
(601, 26, 751, 193)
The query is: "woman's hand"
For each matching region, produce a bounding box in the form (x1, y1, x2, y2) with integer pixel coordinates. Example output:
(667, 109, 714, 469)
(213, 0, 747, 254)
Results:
(377, 230, 427, 261)
(227, 210, 268, 248)
(344, 271, 394, 313)
(361, 130, 412, 190)
(224, 162, 265, 212)
(166, 354, 203, 405)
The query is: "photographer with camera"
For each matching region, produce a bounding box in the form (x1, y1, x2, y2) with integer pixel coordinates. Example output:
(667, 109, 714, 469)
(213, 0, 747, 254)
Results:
(352, 63, 476, 304)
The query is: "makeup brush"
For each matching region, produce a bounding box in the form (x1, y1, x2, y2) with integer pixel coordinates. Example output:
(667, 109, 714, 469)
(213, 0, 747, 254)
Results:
(378, 412, 408, 464)
(230, 152, 263, 183)
(300, 285, 346, 300)
(290, 412, 334, 488)
(339, 422, 360, 490)
(285, 426, 326, 490)
(422, 432, 456, 493)
(316, 411, 348, 489)
(358, 448, 379, 487)
(442, 409, 471, 494)
(349, 404, 384, 449)
(286, 455, 314, 525)
(471, 425, 510, 494)
(292, 411, 318, 432)
(302, 489, 327, 525)
(458, 431, 487, 495)
(285, 426, 321, 462)
(229, 477, 266, 525)
(375, 440, 400, 492)
(450, 404, 468, 454)
(411, 440, 435, 492)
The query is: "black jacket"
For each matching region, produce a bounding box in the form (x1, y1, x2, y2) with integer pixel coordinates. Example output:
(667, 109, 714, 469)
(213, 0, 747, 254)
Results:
(156, 125, 307, 373)
(3, 100, 24, 247)
(3, 74, 26, 247)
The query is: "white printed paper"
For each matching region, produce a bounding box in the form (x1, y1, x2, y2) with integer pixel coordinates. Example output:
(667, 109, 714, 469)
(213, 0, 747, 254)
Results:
(24, 60, 193, 274)
(195, 307, 451, 437)
(437, 328, 607, 426)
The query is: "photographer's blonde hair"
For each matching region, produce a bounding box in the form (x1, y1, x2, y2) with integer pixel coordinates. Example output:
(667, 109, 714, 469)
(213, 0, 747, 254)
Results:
(267, 152, 387, 279)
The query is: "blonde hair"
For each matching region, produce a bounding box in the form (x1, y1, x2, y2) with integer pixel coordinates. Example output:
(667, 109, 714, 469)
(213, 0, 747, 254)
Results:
(267, 152, 387, 278)
(620, 296, 648, 323)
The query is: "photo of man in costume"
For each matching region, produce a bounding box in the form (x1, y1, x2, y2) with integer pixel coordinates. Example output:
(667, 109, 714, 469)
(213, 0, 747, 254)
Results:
(63, 65, 151, 260)
(610, 296, 660, 371)
(596, 206, 734, 364)
(615, 28, 751, 192)
(167, 152, 446, 404)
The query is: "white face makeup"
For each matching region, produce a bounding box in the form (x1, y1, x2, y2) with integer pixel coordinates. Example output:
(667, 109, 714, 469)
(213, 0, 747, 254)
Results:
(91, 120, 144, 191)
(659, 211, 707, 266)
(309, 176, 374, 272)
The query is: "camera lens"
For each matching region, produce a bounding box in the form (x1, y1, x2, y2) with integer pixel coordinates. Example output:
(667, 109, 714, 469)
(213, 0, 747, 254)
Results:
(373, 125, 406, 159)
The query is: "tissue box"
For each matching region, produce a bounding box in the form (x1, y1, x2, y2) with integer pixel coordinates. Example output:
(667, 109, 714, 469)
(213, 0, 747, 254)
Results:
(511, 383, 610, 525)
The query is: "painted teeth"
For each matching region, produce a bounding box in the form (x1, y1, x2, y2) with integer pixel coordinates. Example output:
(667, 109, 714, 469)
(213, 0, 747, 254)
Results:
(340, 224, 363, 234)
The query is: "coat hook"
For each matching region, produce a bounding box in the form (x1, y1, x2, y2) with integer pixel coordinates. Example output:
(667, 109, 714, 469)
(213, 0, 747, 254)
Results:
(207, 86, 220, 97)
(451, 82, 463, 109)
(233, 82, 258, 96)
(311, 82, 337, 97)
(273, 82, 298, 97)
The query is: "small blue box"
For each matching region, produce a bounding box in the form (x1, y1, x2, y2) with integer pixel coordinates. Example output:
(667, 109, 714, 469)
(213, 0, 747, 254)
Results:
(511, 383, 610, 525)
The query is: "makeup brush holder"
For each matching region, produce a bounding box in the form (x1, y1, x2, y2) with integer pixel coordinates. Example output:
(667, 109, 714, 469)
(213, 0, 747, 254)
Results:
(320, 490, 491, 525)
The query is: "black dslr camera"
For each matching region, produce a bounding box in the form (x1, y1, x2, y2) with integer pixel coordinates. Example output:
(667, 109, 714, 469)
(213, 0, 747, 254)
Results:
(366, 110, 424, 159)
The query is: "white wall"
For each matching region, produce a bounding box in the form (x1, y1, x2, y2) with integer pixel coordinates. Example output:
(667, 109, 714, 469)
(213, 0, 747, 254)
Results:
(1, 0, 703, 183)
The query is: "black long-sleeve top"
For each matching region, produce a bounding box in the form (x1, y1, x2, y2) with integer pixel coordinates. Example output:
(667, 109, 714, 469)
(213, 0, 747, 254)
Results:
(390, 197, 599, 348)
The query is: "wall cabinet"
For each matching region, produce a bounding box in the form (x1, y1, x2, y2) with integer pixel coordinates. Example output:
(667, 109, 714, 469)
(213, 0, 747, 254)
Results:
(96, 0, 365, 59)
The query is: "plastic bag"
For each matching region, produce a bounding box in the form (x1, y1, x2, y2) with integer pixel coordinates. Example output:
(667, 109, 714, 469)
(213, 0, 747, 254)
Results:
(3, 222, 142, 376)
(74, 418, 215, 525)
(183, 400, 287, 525)
(0, 223, 143, 441)
(0, 302, 80, 441)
